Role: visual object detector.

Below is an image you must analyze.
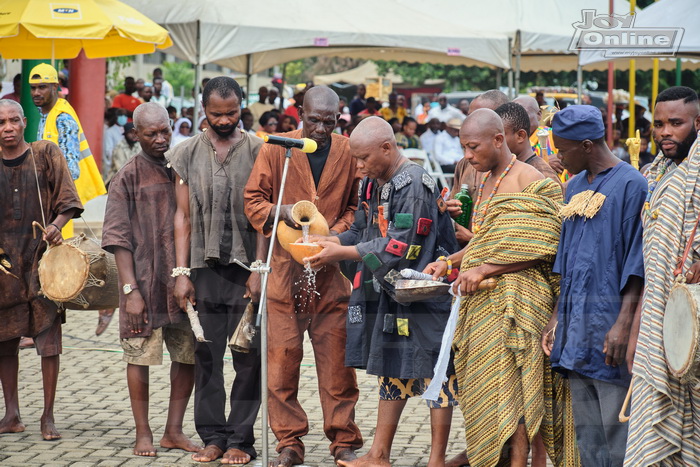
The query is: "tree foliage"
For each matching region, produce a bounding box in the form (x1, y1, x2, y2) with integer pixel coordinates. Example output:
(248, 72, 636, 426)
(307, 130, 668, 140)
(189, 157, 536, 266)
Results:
(161, 61, 195, 97)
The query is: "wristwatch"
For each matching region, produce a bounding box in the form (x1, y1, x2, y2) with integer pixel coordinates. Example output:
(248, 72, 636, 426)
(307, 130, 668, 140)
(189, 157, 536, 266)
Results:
(123, 283, 139, 295)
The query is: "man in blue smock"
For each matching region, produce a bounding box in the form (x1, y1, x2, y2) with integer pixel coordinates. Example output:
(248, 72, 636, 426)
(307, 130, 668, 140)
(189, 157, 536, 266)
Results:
(541, 105, 647, 467)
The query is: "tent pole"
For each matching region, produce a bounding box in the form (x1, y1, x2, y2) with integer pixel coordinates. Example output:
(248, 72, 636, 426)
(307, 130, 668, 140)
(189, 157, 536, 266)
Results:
(628, 0, 636, 139)
(607, 0, 614, 148)
(577, 62, 583, 104)
(246, 54, 252, 107)
(507, 37, 514, 99)
(514, 31, 521, 97)
(193, 20, 202, 134)
(651, 57, 659, 153)
(675, 58, 682, 86)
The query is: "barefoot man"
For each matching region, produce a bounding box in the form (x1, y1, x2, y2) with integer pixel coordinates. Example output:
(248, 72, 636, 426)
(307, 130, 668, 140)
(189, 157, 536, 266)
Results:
(424, 109, 580, 466)
(0, 99, 82, 440)
(245, 86, 363, 466)
(170, 77, 263, 464)
(305, 116, 459, 466)
(101, 103, 201, 457)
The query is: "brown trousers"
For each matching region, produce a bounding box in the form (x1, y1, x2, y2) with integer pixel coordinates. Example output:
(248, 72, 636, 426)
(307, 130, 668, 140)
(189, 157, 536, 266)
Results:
(267, 298, 363, 459)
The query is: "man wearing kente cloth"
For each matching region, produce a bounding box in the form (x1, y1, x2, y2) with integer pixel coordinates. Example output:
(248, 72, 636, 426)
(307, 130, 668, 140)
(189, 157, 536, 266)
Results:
(244, 86, 363, 467)
(624, 86, 700, 466)
(0, 99, 83, 440)
(425, 109, 579, 467)
(540, 106, 646, 467)
(305, 116, 459, 467)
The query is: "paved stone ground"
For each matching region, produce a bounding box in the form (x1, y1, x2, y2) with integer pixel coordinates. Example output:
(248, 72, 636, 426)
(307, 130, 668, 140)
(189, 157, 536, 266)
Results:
(0, 310, 470, 466)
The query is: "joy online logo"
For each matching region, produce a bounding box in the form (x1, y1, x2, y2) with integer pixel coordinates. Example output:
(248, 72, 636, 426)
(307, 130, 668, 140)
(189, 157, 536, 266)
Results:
(569, 9, 684, 57)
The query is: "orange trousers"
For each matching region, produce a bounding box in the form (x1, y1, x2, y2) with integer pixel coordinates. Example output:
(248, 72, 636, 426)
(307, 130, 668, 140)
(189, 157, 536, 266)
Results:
(267, 298, 363, 459)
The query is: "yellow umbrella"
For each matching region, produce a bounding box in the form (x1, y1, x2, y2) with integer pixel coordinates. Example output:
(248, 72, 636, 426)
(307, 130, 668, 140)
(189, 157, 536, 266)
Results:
(0, 0, 172, 59)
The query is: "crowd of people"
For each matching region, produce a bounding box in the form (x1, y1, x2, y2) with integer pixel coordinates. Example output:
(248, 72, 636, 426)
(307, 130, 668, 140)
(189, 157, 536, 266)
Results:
(1, 61, 700, 467)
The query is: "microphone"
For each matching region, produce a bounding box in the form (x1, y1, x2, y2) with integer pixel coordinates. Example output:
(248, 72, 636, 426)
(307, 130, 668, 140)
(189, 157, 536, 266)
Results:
(263, 135, 318, 153)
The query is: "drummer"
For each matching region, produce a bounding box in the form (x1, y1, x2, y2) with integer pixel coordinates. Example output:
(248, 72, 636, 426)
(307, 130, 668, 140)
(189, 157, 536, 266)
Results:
(541, 105, 647, 466)
(304, 116, 459, 467)
(101, 102, 201, 457)
(0, 99, 83, 440)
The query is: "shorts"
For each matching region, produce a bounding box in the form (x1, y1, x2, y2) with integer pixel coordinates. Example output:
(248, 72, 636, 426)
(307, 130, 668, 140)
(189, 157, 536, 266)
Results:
(0, 316, 62, 357)
(121, 320, 195, 366)
(378, 374, 459, 409)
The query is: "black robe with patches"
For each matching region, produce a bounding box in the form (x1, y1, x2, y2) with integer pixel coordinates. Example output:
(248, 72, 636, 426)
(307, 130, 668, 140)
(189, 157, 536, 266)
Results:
(338, 162, 458, 379)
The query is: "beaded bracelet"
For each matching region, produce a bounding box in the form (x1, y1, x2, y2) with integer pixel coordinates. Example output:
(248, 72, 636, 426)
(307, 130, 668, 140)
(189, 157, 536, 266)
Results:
(171, 267, 191, 278)
(437, 256, 453, 277)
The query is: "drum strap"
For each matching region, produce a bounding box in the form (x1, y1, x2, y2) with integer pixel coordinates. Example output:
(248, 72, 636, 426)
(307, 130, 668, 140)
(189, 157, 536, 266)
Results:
(674, 214, 700, 277)
(30, 146, 49, 248)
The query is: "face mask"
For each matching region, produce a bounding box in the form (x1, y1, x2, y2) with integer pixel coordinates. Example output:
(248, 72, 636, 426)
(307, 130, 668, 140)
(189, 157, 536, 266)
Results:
(117, 115, 128, 126)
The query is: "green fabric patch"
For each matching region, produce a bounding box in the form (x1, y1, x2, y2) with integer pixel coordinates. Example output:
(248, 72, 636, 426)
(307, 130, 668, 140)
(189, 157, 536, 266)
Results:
(394, 213, 414, 229)
(406, 245, 422, 260)
(397, 318, 409, 336)
(362, 252, 382, 271)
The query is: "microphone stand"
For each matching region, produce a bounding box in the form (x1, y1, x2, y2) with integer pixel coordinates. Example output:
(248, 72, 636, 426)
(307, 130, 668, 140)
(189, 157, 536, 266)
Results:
(233, 145, 294, 466)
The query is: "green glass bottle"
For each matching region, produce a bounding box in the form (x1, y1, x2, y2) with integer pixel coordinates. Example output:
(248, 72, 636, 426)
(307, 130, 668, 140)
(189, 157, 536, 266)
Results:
(454, 184, 473, 229)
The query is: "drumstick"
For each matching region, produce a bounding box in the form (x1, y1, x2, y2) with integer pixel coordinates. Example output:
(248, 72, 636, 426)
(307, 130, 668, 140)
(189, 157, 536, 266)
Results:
(185, 302, 210, 343)
(0, 263, 18, 279)
(618, 381, 633, 423)
(32, 220, 47, 239)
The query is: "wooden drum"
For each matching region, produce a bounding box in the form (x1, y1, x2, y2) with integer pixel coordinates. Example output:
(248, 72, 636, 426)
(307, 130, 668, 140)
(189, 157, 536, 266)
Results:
(663, 282, 700, 384)
(38, 234, 119, 310)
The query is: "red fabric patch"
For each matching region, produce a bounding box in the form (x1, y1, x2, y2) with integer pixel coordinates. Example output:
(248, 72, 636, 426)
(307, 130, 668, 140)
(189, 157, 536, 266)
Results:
(365, 180, 373, 200)
(353, 271, 362, 289)
(416, 218, 433, 236)
(447, 269, 459, 282)
(385, 238, 408, 257)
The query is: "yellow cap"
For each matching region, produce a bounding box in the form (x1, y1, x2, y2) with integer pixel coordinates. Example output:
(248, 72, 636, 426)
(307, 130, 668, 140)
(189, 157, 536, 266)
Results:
(28, 64, 59, 84)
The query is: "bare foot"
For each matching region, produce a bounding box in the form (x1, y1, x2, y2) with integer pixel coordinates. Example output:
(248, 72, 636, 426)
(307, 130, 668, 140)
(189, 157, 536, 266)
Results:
(222, 448, 251, 465)
(160, 432, 202, 452)
(269, 447, 303, 467)
(0, 415, 25, 434)
(134, 431, 156, 457)
(192, 444, 224, 462)
(445, 450, 470, 467)
(337, 453, 390, 467)
(335, 448, 357, 464)
(40, 415, 61, 440)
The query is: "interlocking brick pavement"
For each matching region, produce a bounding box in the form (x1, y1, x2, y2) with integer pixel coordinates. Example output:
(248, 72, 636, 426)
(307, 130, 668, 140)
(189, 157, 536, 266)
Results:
(0, 310, 469, 466)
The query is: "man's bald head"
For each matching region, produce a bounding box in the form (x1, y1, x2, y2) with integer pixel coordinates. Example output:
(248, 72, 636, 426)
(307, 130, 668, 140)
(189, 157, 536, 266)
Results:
(462, 108, 504, 138)
(513, 95, 541, 133)
(460, 109, 507, 172)
(300, 86, 340, 150)
(132, 102, 171, 158)
(350, 116, 396, 149)
(303, 86, 340, 113)
(469, 90, 509, 114)
(133, 102, 169, 130)
(350, 117, 401, 181)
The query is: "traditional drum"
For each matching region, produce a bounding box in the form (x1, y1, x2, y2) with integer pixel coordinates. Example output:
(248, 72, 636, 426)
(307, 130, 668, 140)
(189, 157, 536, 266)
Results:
(663, 281, 700, 384)
(38, 234, 119, 310)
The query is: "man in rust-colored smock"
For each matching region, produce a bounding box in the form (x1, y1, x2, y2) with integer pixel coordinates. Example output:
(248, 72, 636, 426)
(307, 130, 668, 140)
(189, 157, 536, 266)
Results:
(0, 99, 82, 441)
(244, 86, 363, 467)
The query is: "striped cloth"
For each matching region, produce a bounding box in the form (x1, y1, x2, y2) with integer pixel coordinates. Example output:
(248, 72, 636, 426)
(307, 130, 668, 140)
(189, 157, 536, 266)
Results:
(454, 179, 580, 467)
(625, 137, 700, 466)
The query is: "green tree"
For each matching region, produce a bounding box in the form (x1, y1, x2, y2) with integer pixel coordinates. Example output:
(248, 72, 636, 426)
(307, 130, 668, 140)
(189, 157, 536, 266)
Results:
(161, 61, 195, 98)
(374, 61, 497, 91)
